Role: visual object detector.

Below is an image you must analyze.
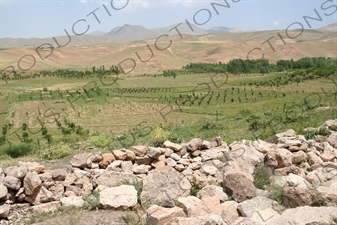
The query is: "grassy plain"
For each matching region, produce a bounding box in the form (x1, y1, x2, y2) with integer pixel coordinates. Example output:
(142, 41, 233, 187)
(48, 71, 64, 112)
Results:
(1, 70, 337, 161)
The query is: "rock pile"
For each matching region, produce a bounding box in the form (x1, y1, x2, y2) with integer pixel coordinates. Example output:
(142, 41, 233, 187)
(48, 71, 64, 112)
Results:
(0, 120, 337, 224)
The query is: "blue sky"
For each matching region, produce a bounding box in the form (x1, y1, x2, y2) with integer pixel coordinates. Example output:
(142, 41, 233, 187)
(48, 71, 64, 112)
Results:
(1, 0, 336, 38)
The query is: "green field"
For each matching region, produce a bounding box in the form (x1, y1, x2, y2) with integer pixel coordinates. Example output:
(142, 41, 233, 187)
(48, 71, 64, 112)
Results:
(0, 70, 337, 164)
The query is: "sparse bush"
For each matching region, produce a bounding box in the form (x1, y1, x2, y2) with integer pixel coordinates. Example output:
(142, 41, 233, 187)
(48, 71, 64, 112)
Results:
(151, 127, 170, 147)
(90, 135, 112, 148)
(82, 190, 100, 211)
(253, 164, 272, 189)
(200, 120, 216, 130)
(268, 184, 284, 205)
(40, 142, 71, 159)
(303, 127, 330, 140)
(121, 213, 140, 225)
(190, 185, 201, 197)
(317, 127, 330, 136)
(2, 143, 33, 158)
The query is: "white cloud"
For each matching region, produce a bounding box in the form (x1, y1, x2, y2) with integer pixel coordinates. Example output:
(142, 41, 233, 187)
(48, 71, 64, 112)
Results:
(79, 0, 87, 3)
(273, 20, 279, 25)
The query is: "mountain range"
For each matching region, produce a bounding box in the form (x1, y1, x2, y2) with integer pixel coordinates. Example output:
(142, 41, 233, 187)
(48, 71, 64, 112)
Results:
(0, 23, 240, 48)
(1, 22, 336, 49)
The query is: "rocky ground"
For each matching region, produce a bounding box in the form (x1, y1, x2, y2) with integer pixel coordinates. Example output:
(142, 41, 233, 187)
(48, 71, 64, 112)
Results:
(1, 120, 337, 225)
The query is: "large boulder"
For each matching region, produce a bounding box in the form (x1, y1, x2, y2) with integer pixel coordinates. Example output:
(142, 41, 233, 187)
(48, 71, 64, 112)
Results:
(186, 138, 203, 151)
(60, 196, 85, 208)
(70, 153, 92, 168)
(230, 144, 264, 175)
(171, 213, 225, 225)
(265, 206, 337, 225)
(96, 171, 138, 187)
(141, 170, 191, 204)
(112, 149, 127, 160)
(197, 185, 228, 202)
(221, 201, 239, 224)
(131, 145, 148, 157)
(147, 147, 164, 159)
(275, 148, 292, 168)
(0, 184, 8, 199)
(177, 196, 221, 217)
(146, 205, 184, 225)
(251, 140, 277, 154)
(223, 169, 256, 202)
(238, 196, 274, 217)
(99, 185, 137, 209)
(283, 187, 320, 207)
(24, 171, 42, 196)
(99, 153, 115, 169)
(51, 169, 67, 181)
(31, 201, 62, 213)
(18, 161, 45, 174)
(163, 141, 182, 152)
(0, 204, 10, 219)
(2, 176, 21, 190)
(4, 165, 28, 179)
(25, 186, 54, 205)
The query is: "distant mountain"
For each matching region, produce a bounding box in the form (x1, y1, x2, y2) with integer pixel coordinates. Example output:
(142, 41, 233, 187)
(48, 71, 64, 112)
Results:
(152, 22, 208, 36)
(6, 22, 336, 48)
(89, 31, 106, 37)
(104, 24, 160, 42)
(318, 22, 337, 32)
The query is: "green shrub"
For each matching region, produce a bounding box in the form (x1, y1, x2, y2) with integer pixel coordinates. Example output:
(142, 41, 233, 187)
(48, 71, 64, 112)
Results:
(151, 127, 170, 147)
(317, 127, 330, 136)
(268, 184, 284, 205)
(2, 143, 33, 158)
(304, 127, 330, 140)
(82, 190, 100, 211)
(90, 135, 112, 148)
(253, 164, 272, 190)
(200, 120, 216, 130)
(121, 213, 140, 225)
(190, 185, 200, 197)
(40, 142, 71, 159)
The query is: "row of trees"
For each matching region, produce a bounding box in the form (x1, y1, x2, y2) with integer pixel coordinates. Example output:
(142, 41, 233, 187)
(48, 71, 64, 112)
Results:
(1, 65, 121, 81)
(182, 57, 337, 75)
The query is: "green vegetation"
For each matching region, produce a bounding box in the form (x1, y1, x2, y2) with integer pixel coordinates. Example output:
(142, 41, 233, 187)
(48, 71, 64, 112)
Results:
(82, 190, 100, 211)
(150, 127, 170, 147)
(253, 164, 273, 190)
(90, 135, 113, 148)
(121, 212, 141, 225)
(303, 127, 331, 140)
(190, 185, 201, 197)
(0, 57, 337, 163)
(268, 184, 285, 205)
(38, 142, 71, 160)
(0, 143, 33, 158)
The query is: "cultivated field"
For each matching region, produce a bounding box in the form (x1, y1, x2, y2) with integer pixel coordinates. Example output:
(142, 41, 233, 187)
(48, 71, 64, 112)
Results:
(1, 70, 337, 160)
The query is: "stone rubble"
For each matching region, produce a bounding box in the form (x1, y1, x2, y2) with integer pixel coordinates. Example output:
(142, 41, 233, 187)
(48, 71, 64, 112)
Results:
(0, 120, 337, 224)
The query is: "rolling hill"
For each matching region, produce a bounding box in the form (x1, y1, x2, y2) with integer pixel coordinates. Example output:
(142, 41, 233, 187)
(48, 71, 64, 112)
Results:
(0, 23, 336, 74)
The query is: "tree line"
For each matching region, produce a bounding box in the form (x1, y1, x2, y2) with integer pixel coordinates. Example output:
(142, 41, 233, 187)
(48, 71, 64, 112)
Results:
(181, 57, 337, 75)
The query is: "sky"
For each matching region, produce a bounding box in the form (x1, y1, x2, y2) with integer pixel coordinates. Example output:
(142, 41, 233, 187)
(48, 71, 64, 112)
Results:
(0, 0, 336, 38)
